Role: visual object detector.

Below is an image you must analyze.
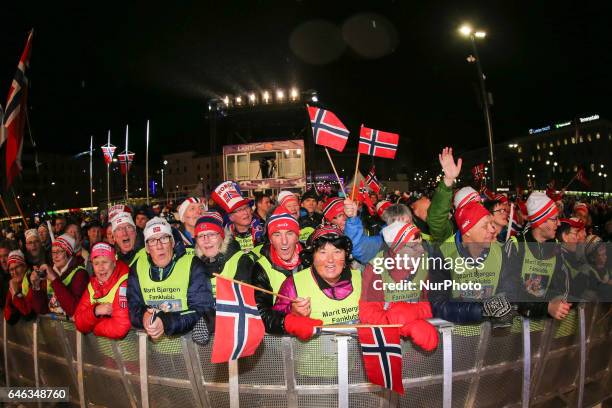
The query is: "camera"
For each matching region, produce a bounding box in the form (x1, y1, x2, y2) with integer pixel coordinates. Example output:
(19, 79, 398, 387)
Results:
(37, 269, 47, 279)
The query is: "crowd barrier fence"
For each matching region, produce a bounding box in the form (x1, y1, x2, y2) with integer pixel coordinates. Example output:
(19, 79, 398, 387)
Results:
(1, 303, 611, 408)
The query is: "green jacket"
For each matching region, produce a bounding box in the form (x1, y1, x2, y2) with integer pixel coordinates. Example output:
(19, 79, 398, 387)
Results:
(427, 181, 455, 244)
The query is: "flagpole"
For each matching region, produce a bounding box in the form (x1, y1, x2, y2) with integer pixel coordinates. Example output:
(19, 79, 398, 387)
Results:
(324, 148, 346, 196)
(106, 130, 111, 207)
(125, 124, 129, 202)
(11, 189, 28, 229)
(351, 152, 361, 201)
(213, 273, 296, 302)
(505, 203, 514, 242)
(89, 136, 93, 208)
(145, 119, 150, 205)
(0, 195, 16, 231)
(562, 173, 579, 191)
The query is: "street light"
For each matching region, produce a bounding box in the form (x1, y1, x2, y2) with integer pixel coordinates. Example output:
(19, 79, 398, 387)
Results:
(459, 23, 496, 190)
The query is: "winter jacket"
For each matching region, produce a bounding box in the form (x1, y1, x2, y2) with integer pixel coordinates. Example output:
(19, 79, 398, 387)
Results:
(299, 211, 323, 230)
(29, 257, 89, 318)
(4, 273, 33, 323)
(428, 233, 509, 324)
(127, 244, 215, 336)
(501, 231, 569, 319)
(250, 244, 305, 334)
(74, 261, 131, 339)
(344, 216, 383, 264)
(427, 181, 455, 244)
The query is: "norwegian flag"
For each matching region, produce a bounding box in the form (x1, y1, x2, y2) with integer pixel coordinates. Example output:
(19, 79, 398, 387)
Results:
(575, 168, 591, 188)
(101, 143, 116, 165)
(211, 278, 265, 363)
(357, 180, 376, 216)
(472, 163, 485, 183)
(117, 152, 135, 175)
(3, 30, 33, 187)
(307, 105, 350, 152)
(358, 327, 404, 394)
(366, 166, 381, 194)
(358, 125, 399, 159)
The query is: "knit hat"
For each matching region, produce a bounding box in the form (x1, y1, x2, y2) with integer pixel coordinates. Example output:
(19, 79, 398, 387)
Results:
(278, 190, 299, 207)
(322, 197, 345, 222)
(90, 242, 116, 260)
(494, 193, 509, 204)
(178, 197, 202, 222)
(560, 217, 585, 230)
(455, 201, 491, 235)
(24, 228, 40, 242)
(573, 202, 589, 216)
(267, 206, 300, 237)
(7, 249, 26, 267)
(111, 212, 136, 233)
(526, 192, 558, 228)
(53, 234, 76, 257)
(194, 212, 225, 238)
(584, 235, 603, 258)
(453, 186, 481, 209)
(143, 217, 173, 242)
(212, 181, 249, 213)
(108, 204, 132, 223)
(382, 222, 421, 253)
(375, 200, 392, 217)
(308, 224, 344, 243)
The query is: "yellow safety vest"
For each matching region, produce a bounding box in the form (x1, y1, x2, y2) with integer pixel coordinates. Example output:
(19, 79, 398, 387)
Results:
(293, 268, 361, 325)
(256, 256, 291, 302)
(136, 254, 193, 312)
(520, 242, 557, 298)
(211, 251, 243, 297)
(299, 227, 315, 243)
(88, 274, 128, 304)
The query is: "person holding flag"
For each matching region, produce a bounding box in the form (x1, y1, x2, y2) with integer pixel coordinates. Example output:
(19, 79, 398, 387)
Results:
(212, 181, 264, 254)
(127, 217, 214, 339)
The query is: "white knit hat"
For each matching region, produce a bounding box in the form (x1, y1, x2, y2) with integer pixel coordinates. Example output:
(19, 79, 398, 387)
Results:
(177, 197, 202, 222)
(382, 221, 421, 253)
(526, 192, 558, 228)
(278, 190, 298, 207)
(24, 228, 40, 242)
(53, 234, 76, 257)
(144, 217, 173, 242)
(453, 186, 481, 209)
(111, 212, 136, 233)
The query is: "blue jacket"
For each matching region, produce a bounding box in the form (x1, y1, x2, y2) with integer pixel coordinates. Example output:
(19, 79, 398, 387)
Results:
(127, 244, 215, 336)
(344, 216, 383, 264)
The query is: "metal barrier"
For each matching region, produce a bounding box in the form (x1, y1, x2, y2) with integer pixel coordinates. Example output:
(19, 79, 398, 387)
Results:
(0, 304, 610, 408)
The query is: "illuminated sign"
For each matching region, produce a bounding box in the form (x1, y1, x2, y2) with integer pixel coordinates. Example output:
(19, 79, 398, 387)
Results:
(579, 114, 599, 123)
(529, 125, 551, 135)
(554, 121, 571, 129)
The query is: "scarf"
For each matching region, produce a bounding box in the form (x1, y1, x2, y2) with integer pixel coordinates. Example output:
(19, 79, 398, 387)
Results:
(270, 243, 302, 271)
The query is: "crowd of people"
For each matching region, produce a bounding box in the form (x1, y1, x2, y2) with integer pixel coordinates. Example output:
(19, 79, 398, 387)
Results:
(0, 147, 610, 354)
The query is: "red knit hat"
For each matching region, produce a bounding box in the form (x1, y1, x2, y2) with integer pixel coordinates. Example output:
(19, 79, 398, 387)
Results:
(195, 211, 225, 238)
(322, 197, 345, 222)
(7, 250, 25, 267)
(573, 202, 589, 216)
(267, 206, 300, 237)
(375, 200, 392, 217)
(494, 193, 509, 204)
(455, 202, 491, 235)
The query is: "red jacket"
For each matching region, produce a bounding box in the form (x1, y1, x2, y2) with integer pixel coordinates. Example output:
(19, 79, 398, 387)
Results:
(74, 261, 131, 340)
(4, 286, 32, 322)
(29, 257, 89, 318)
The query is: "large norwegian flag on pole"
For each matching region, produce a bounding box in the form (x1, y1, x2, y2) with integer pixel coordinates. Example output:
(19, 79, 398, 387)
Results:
(358, 125, 399, 159)
(117, 152, 135, 175)
(3, 30, 33, 187)
(307, 105, 350, 152)
(211, 277, 265, 363)
(358, 326, 404, 394)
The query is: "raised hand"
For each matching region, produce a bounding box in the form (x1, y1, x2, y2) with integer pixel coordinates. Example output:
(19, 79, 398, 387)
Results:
(438, 147, 462, 187)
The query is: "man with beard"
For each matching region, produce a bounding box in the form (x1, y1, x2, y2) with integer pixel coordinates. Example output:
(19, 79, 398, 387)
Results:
(24, 229, 50, 267)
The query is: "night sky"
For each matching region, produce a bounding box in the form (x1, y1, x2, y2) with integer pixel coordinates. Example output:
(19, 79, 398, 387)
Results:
(2, 1, 611, 169)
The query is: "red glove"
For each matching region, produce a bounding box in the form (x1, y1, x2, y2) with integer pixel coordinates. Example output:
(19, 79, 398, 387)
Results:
(415, 302, 433, 319)
(359, 301, 389, 325)
(385, 302, 421, 326)
(401, 320, 439, 351)
(284, 314, 323, 341)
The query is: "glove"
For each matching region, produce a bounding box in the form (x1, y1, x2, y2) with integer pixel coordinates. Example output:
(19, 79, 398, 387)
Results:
(402, 320, 439, 351)
(284, 314, 323, 341)
(482, 294, 512, 318)
(386, 302, 421, 326)
(482, 294, 516, 329)
(192, 316, 210, 346)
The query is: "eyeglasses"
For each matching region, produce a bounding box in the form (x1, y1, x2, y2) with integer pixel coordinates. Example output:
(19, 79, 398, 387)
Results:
(114, 225, 135, 234)
(146, 235, 172, 246)
(197, 232, 220, 241)
(51, 250, 66, 256)
(547, 217, 559, 223)
(493, 208, 508, 214)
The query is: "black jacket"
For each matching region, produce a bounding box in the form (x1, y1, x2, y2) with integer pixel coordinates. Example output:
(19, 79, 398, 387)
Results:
(250, 244, 305, 334)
